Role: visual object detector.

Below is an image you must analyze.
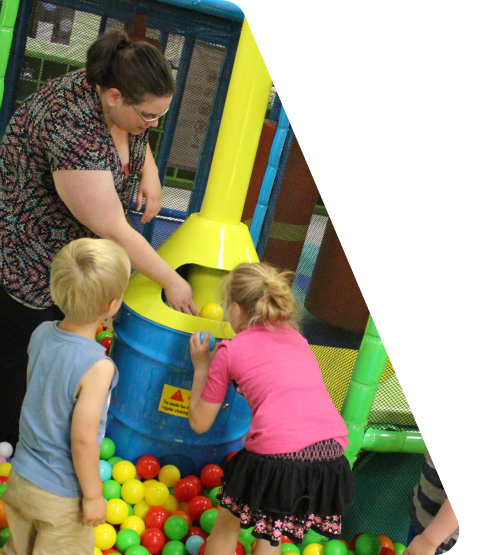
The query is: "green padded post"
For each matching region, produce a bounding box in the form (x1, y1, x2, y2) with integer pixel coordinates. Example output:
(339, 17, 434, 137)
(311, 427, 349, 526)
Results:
(0, 0, 21, 110)
(341, 316, 389, 467)
(362, 428, 426, 454)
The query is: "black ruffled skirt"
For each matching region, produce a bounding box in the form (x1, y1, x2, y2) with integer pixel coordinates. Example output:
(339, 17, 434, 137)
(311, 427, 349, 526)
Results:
(217, 439, 354, 546)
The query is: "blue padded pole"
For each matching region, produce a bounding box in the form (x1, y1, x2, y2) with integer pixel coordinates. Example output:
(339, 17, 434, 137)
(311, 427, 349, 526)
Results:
(250, 106, 290, 248)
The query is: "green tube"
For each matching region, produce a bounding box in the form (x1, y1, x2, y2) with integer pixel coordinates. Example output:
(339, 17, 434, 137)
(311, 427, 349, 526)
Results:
(341, 316, 388, 466)
(0, 0, 21, 110)
(362, 428, 426, 454)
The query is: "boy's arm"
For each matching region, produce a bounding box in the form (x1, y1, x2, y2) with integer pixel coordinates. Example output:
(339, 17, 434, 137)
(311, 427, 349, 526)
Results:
(71, 358, 115, 526)
(405, 498, 458, 555)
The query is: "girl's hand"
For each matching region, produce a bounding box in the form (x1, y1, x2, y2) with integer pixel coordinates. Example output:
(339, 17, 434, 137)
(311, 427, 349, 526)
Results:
(190, 331, 218, 370)
(82, 495, 107, 526)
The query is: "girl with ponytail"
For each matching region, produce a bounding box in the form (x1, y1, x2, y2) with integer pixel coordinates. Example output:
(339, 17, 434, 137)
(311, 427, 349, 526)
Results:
(189, 262, 355, 555)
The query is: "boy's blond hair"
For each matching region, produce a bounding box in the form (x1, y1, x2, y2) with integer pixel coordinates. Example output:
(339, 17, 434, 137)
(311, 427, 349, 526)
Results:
(50, 238, 131, 324)
(223, 262, 300, 331)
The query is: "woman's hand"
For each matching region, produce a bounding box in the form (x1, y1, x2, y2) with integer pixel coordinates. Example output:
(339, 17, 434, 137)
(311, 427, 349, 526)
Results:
(137, 173, 163, 223)
(164, 275, 199, 316)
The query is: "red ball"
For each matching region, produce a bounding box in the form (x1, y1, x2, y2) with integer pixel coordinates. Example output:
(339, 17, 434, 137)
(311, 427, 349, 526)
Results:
(184, 475, 203, 496)
(200, 464, 223, 488)
(99, 336, 113, 355)
(136, 455, 161, 480)
(380, 549, 396, 555)
(141, 528, 166, 554)
(282, 536, 293, 543)
(185, 526, 208, 541)
(188, 496, 213, 522)
(352, 533, 363, 549)
(234, 541, 246, 555)
(198, 542, 207, 555)
(0, 477, 8, 484)
(174, 478, 198, 502)
(102, 550, 121, 554)
(225, 451, 238, 462)
(144, 506, 169, 530)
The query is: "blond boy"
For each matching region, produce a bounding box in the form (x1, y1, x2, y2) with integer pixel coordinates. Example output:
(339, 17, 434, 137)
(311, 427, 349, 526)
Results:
(2, 238, 130, 555)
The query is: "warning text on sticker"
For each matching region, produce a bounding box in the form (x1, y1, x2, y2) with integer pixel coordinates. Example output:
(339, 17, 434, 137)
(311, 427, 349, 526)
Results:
(158, 383, 191, 418)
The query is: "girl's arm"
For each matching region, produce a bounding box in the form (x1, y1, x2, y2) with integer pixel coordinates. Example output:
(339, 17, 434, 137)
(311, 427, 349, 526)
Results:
(404, 499, 458, 555)
(189, 332, 222, 434)
(53, 169, 198, 316)
(137, 143, 163, 224)
(71, 358, 115, 526)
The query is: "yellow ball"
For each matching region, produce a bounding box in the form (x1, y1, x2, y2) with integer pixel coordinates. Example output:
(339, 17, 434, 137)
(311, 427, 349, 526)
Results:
(303, 543, 324, 555)
(121, 479, 145, 505)
(142, 479, 158, 489)
(93, 523, 116, 551)
(106, 498, 129, 525)
(120, 515, 146, 535)
(112, 460, 136, 484)
(133, 499, 151, 520)
(144, 481, 169, 507)
(162, 494, 180, 514)
(158, 464, 181, 487)
(0, 463, 11, 478)
(199, 303, 224, 321)
(94, 548, 103, 555)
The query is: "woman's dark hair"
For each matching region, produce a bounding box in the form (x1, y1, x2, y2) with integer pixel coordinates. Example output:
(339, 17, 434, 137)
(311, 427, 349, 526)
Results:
(86, 29, 175, 105)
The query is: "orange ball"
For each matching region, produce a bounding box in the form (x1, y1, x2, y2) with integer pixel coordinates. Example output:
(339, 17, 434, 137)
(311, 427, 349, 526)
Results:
(378, 535, 394, 550)
(0, 499, 8, 528)
(171, 509, 192, 528)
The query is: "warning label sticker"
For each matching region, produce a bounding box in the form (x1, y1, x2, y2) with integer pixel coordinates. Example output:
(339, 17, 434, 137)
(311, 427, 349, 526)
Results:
(158, 384, 191, 418)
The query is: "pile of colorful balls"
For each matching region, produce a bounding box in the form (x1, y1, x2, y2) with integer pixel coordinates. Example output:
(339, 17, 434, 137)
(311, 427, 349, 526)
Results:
(0, 438, 408, 555)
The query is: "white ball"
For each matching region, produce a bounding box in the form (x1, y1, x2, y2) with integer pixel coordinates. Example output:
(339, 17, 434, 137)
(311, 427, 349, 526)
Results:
(0, 442, 13, 458)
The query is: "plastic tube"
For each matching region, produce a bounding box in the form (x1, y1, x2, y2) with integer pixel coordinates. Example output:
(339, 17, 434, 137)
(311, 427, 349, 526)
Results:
(340, 316, 389, 466)
(0, 0, 21, 110)
(154, 0, 244, 21)
(249, 106, 290, 247)
(362, 428, 426, 454)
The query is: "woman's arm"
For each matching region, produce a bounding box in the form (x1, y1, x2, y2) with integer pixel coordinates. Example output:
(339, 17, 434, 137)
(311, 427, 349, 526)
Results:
(189, 332, 222, 434)
(137, 143, 163, 224)
(53, 169, 198, 315)
(71, 358, 115, 526)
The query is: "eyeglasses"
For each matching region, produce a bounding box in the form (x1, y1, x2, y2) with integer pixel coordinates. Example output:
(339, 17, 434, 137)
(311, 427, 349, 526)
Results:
(131, 104, 169, 123)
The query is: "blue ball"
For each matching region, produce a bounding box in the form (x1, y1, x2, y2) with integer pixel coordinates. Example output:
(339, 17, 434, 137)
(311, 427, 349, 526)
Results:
(199, 331, 216, 351)
(99, 459, 112, 482)
(185, 535, 205, 555)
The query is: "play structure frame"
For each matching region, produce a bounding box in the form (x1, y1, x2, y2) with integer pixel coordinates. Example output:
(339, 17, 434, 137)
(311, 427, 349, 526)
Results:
(0, 0, 426, 469)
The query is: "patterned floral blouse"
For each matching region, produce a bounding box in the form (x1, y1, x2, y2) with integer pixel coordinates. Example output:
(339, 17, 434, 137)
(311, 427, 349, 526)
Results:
(0, 68, 148, 308)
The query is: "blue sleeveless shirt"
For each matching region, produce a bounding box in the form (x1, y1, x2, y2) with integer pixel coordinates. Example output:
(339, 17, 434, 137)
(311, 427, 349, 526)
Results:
(13, 321, 118, 497)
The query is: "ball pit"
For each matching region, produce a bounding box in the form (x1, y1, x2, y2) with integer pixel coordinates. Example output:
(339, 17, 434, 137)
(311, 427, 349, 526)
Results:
(0, 439, 410, 555)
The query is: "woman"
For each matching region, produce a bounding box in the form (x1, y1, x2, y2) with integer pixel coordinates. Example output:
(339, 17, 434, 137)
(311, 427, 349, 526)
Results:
(0, 29, 198, 447)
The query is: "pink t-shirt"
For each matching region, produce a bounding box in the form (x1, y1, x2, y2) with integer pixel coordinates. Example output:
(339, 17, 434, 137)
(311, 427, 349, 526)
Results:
(201, 325, 348, 455)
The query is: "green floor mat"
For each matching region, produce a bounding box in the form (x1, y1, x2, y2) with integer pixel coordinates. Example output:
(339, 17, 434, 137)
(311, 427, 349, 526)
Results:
(342, 452, 424, 545)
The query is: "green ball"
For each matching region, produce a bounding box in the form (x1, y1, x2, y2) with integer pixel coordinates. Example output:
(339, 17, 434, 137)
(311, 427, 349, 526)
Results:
(116, 528, 141, 553)
(208, 486, 221, 507)
(0, 483, 7, 499)
(239, 527, 255, 540)
(108, 456, 123, 467)
(125, 546, 150, 555)
(281, 544, 300, 553)
(324, 539, 349, 555)
(100, 437, 116, 460)
(97, 330, 114, 342)
(355, 533, 382, 555)
(162, 540, 187, 555)
(164, 515, 189, 540)
(126, 502, 134, 516)
(0, 527, 11, 549)
(393, 543, 406, 555)
(103, 479, 122, 500)
(200, 508, 218, 533)
(238, 537, 252, 554)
